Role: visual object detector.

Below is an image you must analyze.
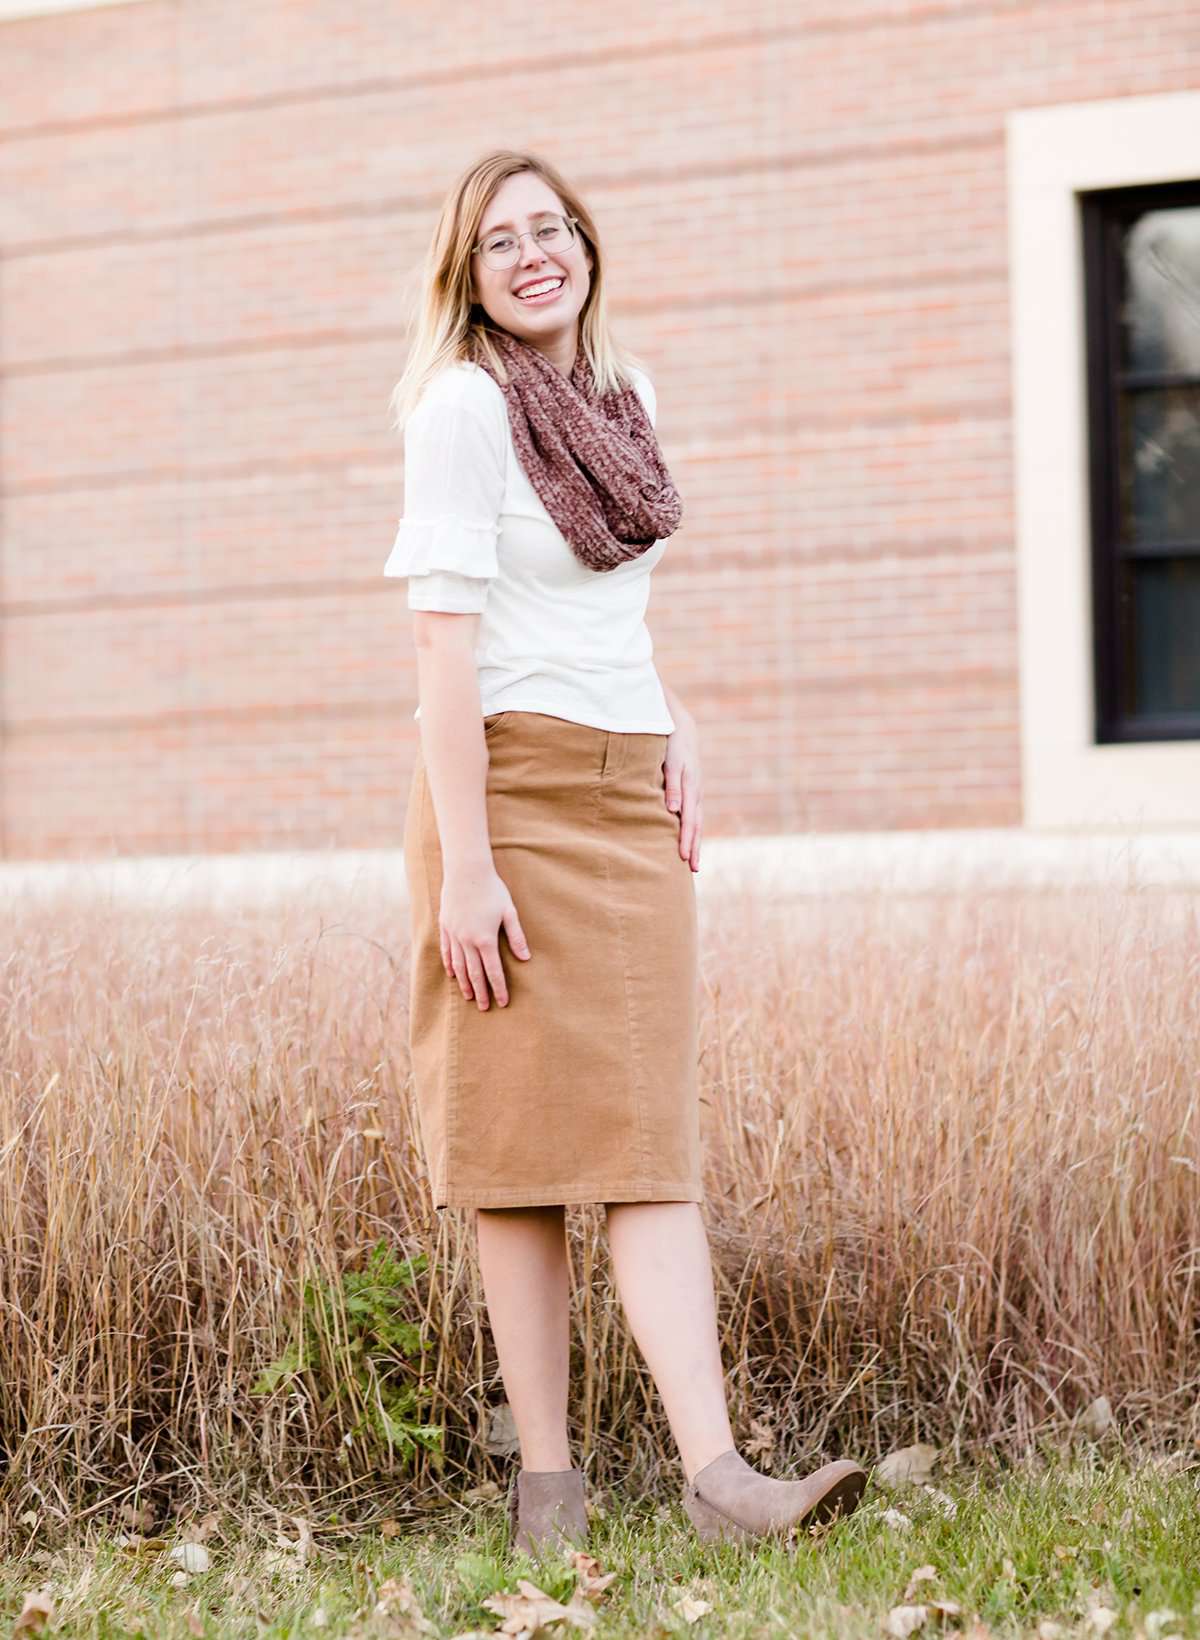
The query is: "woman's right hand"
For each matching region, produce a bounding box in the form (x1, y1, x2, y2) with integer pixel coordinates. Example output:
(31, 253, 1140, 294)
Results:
(439, 864, 531, 1009)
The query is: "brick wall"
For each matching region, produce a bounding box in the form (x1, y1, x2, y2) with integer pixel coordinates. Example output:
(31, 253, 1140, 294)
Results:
(1, 0, 1197, 857)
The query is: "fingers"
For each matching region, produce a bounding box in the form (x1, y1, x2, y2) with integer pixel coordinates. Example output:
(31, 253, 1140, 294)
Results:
(666, 762, 703, 872)
(502, 906, 531, 962)
(448, 933, 518, 1010)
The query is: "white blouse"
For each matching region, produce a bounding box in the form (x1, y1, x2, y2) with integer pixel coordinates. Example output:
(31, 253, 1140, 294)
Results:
(383, 358, 675, 733)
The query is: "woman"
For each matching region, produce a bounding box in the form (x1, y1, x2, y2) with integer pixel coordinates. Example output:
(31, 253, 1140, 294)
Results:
(385, 150, 866, 1555)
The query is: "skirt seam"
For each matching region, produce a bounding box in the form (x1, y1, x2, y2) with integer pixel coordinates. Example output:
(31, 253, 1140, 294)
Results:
(418, 759, 457, 1208)
(594, 751, 653, 1195)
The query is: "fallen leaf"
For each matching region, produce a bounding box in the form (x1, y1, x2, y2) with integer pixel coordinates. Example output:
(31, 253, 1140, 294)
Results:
(673, 1594, 712, 1623)
(569, 1551, 618, 1602)
(877, 1444, 940, 1487)
(375, 1577, 438, 1634)
(482, 1578, 595, 1634)
(1087, 1608, 1118, 1636)
(276, 1517, 314, 1563)
(1145, 1612, 1180, 1638)
(922, 1486, 958, 1519)
(1080, 1396, 1114, 1439)
(1037, 1623, 1067, 1639)
(1002, 1558, 1017, 1580)
(882, 1508, 914, 1531)
(483, 1403, 521, 1458)
(742, 1416, 776, 1461)
(886, 1605, 930, 1637)
(1052, 1544, 1077, 1561)
(378, 1519, 402, 1538)
(261, 1548, 305, 1581)
(168, 1542, 211, 1574)
(13, 1591, 54, 1635)
(904, 1567, 939, 1602)
(462, 1481, 502, 1503)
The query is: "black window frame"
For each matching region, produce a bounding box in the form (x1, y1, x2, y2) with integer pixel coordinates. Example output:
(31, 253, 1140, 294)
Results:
(1082, 179, 1200, 744)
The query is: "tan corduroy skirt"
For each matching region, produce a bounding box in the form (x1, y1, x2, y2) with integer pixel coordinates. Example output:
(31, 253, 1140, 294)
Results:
(402, 708, 702, 1211)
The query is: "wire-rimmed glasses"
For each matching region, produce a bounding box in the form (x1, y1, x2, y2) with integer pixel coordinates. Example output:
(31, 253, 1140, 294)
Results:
(472, 213, 579, 271)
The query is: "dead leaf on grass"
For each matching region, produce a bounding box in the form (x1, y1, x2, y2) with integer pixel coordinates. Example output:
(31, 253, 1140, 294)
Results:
(1079, 1396, 1114, 1439)
(877, 1444, 940, 1487)
(168, 1542, 211, 1573)
(742, 1416, 776, 1461)
(885, 1605, 932, 1637)
(903, 1566, 938, 1602)
(567, 1551, 618, 1602)
(375, 1576, 437, 1634)
(482, 1577, 596, 1635)
(483, 1403, 521, 1458)
(13, 1590, 54, 1635)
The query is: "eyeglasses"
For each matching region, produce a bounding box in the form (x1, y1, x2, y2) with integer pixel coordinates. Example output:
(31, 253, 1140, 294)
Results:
(472, 213, 579, 271)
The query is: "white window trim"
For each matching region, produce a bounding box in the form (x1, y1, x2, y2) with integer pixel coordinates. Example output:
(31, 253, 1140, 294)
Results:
(1007, 89, 1200, 830)
(0, 0, 145, 17)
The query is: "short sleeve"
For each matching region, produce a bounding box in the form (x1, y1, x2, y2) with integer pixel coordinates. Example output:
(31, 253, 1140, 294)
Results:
(383, 383, 506, 613)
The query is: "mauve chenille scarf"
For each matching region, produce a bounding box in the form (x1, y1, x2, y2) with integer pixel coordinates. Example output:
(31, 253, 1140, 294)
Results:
(471, 329, 683, 573)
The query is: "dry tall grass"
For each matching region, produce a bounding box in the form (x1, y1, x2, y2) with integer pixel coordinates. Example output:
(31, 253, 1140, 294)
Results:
(1, 874, 1196, 1531)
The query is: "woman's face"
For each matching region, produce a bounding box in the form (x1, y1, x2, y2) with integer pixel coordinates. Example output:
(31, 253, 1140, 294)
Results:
(470, 172, 594, 360)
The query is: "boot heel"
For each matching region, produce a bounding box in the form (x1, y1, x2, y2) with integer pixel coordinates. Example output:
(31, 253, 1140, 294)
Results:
(682, 1486, 754, 1545)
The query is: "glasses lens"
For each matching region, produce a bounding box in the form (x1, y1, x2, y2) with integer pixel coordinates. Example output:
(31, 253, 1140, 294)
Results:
(482, 215, 572, 268)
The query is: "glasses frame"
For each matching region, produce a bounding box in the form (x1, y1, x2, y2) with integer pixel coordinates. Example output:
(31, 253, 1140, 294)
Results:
(471, 213, 580, 270)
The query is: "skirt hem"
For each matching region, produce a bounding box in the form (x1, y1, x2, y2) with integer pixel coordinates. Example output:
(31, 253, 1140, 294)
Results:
(432, 1181, 704, 1210)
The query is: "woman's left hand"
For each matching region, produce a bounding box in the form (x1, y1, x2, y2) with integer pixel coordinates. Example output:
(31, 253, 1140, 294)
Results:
(663, 715, 702, 872)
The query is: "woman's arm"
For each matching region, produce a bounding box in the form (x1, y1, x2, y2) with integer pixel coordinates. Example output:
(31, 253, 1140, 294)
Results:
(411, 610, 494, 871)
(387, 380, 528, 1003)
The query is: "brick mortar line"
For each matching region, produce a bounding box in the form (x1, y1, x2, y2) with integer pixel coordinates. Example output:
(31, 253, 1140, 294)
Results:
(0, 399, 1015, 498)
(0, 0, 1079, 148)
(4, 671, 1020, 738)
(1, 263, 1010, 377)
(0, 546, 1017, 620)
(0, 129, 1007, 261)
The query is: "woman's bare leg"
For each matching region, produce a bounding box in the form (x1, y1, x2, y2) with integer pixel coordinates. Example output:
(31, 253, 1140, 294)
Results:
(474, 1204, 573, 1471)
(603, 1200, 735, 1483)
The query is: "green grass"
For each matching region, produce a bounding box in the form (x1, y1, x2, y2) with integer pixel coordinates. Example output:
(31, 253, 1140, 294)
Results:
(5, 1454, 1199, 1638)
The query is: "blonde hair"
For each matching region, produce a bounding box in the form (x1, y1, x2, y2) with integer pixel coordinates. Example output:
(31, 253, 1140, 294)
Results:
(387, 149, 647, 433)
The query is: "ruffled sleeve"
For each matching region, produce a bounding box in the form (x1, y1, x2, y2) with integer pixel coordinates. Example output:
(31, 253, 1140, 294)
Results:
(384, 383, 506, 612)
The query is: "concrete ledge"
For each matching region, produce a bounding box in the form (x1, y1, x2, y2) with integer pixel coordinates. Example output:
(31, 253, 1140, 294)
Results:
(1, 828, 1198, 909)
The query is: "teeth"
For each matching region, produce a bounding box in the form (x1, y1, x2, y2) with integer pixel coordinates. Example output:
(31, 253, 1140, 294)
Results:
(517, 277, 563, 299)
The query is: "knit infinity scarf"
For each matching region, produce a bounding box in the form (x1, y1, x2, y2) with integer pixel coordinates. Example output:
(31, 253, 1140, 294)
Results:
(471, 329, 683, 573)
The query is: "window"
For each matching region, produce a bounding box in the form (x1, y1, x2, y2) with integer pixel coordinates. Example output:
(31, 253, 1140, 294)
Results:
(1008, 90, 1200, 828)
(1084, 184, 1200, 742)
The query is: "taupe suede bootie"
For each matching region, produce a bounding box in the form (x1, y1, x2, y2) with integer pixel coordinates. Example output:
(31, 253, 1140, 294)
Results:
(682, 1448, 867, 1545)
(507, 1466, 589, 1557)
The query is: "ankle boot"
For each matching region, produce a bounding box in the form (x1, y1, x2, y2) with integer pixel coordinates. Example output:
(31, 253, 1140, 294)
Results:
(507, 1466, 589, 1557)
(682, 1447, 867, 1545)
